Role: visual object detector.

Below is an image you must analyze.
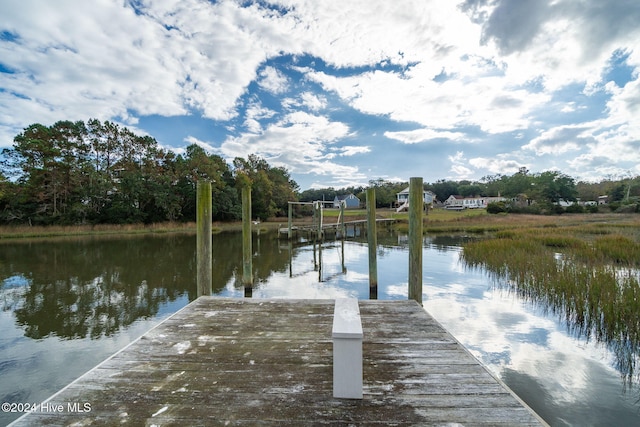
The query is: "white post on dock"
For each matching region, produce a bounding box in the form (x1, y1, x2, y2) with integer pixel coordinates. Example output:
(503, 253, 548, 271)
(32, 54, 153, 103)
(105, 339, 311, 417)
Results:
(332, 298, 363, 399)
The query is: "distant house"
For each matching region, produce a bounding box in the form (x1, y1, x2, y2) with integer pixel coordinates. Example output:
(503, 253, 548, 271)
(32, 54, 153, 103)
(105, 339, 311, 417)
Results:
(444, 195, 506, 209)
(396, 187, 436, 211)
(333, 194, 360, 209)
(598, 195, 609, 205)
(556, 199, 576, 207)
(444, 195, 465, 210)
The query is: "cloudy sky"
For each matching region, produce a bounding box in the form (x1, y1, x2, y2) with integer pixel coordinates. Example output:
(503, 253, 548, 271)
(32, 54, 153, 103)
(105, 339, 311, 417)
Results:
(1, 0, 639, 190)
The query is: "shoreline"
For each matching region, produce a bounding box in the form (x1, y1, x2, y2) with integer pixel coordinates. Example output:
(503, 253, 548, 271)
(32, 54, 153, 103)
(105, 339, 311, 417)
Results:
(0, 210, 637, 240)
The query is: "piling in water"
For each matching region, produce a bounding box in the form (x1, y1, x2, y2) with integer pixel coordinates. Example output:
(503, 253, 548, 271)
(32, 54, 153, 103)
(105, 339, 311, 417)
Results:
(340, 201, 346, 239)
(288, 202, 293, 239)
(366, 187, 378, 299)
(408, 177, 423, 304)
(196, 181, 212, 297)
(242, 186, 253, 290)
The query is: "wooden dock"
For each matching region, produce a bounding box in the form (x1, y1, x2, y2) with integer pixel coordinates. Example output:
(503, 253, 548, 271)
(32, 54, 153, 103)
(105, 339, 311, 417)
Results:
(279, 218, 396, 239)
(11, 298, 546, 426)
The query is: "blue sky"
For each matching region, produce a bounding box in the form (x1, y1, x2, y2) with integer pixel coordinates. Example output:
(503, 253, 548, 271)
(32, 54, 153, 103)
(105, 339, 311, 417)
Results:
(1, 0, 639, 190)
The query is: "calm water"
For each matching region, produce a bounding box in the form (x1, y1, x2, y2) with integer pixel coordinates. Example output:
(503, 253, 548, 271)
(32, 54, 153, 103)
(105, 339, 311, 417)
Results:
(0, 231, 638, 426)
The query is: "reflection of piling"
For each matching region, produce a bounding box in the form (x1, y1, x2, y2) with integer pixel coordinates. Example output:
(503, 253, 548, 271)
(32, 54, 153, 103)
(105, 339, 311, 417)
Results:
(366, 188, 378, 299)
(242, 186, 253, 294)
(408, 177, 423, 304)
(196, 181, 212, 297)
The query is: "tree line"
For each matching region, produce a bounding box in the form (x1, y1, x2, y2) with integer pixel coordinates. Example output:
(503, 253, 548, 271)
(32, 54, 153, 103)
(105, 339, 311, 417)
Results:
(0, 120, 298, 225)
(304, 168, 640, 213)
(1, 120, 638, 226)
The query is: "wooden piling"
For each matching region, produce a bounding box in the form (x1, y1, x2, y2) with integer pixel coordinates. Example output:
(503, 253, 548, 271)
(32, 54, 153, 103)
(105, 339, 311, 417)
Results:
(196, 181, 212, 297)
(242, 185, 253, 289)
(316, 202, 323, 241)
(408, 177, 423, 304)
(288, 202, 293, 240)
(366, 187, 378, 298)
(340, 201, 345, 239)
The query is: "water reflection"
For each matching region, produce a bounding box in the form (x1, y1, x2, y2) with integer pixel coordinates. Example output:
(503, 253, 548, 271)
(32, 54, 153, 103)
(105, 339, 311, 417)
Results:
(1, 235, 195, 340)
(422, 249, 640, 427)
(1, 231, 639, 426)
(461, 241, 640, 389)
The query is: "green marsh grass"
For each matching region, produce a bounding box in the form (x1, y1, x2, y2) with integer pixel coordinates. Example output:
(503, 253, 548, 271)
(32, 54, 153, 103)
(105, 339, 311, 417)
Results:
(460, 215, 640, 385)
(0, 222, 198, 239)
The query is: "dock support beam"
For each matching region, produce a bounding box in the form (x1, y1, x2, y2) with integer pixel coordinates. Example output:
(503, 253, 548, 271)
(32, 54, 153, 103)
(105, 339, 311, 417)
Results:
(408, 177, 423, 304)
(366, 188, 378, 299)
(196, 181, 212, 297)
(242, 185, 253, 294)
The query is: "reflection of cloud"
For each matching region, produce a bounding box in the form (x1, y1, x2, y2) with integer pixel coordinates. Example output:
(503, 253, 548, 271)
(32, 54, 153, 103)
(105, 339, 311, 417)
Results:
(343, 271, 369, 282)
(424, 279, 619, 408)
(384, 284, 407, 298)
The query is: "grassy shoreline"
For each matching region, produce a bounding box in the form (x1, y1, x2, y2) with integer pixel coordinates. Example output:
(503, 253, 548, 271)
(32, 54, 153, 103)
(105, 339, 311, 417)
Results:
(1, 209, 637, 240)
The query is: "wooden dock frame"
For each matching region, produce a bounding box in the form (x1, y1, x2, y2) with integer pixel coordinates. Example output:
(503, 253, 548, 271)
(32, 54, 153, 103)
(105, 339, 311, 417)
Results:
(11, 298, 547, 426)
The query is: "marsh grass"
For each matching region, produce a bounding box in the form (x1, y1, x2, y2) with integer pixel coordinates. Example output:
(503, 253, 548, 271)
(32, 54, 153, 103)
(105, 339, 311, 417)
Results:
(460, 214, 640, 384)
(0, 222, 198, 239)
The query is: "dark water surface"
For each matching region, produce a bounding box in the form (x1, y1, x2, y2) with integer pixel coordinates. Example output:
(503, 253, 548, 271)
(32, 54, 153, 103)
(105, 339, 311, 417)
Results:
(1, 231, 638, 426)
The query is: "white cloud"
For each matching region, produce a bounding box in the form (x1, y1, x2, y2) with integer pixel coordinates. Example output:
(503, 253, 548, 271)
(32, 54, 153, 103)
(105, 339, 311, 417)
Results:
(469, 157, 526, 175)
(1, 0, 639, 187)
(299, 92, 326, 111)
(308, 63, 550, 135)
(258, 66, 289, 94)
(218, 112, 366, 185)
(243, 102, 277, 134)
(0, 0, 300, 141)
(337, 146, 370, 156)
(184, 136, 216, 152)
(448, 151, 474, 179)
(282, 91, 327, 112)
(271, 0, 480, 67)
(385, 128, 465, 144)
(523, 125, 592, 156)
(472, 0, 640, 91)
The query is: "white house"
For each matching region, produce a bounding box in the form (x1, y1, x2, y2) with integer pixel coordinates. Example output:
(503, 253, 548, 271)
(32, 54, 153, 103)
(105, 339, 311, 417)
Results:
(444, 195, 506, 209)
(396, 187, 436, 211)
(444, 195, 465, 209)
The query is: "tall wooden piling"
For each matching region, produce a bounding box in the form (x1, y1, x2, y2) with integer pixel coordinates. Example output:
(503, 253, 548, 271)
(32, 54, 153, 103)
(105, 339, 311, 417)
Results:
(288, 202, 293, 239)
(196, 181, 212, 297)
(242, 185, 253, 290)
(408, 177, 423, 304)
(340, 201, 345, 239)
(366, 187, 378, 299)
(316, 202, 323, 241)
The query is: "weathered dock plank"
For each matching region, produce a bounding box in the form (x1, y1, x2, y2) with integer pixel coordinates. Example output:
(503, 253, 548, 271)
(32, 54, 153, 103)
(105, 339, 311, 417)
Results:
(11, 298, 547, 426)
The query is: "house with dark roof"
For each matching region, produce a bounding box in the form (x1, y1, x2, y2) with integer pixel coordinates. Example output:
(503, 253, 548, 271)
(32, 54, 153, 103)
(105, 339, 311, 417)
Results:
(333, 193, 360, 209)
